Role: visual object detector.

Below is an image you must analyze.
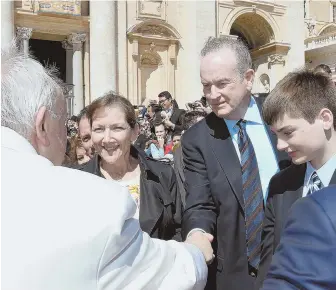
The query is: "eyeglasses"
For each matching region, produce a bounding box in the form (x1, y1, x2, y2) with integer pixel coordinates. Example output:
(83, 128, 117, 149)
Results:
(159, 98, 169, 104)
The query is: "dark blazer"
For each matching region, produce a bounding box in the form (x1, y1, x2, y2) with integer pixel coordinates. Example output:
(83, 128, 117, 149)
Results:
(256, 164, 336, 289)
(170, 108, 185, 132)
(181, 97, 290, 290)
(173, 145, 186, 207)
(262, 185, 336, 290)
(77, 146, 182, 241)
(134, 133, 148, 151)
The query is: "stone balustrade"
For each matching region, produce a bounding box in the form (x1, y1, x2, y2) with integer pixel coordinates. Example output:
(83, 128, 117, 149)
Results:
(21, 0, 81, 16)
(305, 32, 336, 50)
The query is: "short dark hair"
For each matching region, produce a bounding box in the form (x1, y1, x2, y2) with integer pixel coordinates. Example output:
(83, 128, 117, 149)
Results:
(313, 64, 332, 75)
(183, 110, 207, 131)
(158, 91, 172, 100)
(86, 91, 136, 129)
(172, 130, 183, 139)
(262, 69, 336, 129)
(77, 106, 89, 122)
(154, 121, 165, 129)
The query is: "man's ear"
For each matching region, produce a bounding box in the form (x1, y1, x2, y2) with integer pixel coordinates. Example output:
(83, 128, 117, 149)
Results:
(35, 106, 50, 147)
(320, 108, 334, 131)
(245, 69, 255, 91)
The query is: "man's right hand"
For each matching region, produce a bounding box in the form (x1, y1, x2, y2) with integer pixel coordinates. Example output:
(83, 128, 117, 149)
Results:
(185, 231, 214, 264)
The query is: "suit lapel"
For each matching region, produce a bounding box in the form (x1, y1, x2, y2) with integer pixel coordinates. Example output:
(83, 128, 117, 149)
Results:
(206, 113, 244, 209)
(281, 164, 307, 223)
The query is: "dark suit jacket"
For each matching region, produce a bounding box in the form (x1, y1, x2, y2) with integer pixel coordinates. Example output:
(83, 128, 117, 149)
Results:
(256, 164, 336, 289)
(170, 108, 185, 132)
(77, 146, 182, 241)
(173, 145, 186, 207)
(262, 185, 336, 290)
(181, 97, 290, 290)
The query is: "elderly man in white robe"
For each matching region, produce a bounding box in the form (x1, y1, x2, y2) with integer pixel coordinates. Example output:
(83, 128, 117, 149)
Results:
(1, 41, 213, 290)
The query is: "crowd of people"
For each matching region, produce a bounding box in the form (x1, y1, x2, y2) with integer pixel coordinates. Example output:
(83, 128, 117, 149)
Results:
(64, 91, 209, 166)
(2, 35, 336, 290)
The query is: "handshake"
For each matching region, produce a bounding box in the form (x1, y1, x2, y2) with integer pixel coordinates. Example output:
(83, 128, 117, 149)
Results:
(185, 231, 214, 265)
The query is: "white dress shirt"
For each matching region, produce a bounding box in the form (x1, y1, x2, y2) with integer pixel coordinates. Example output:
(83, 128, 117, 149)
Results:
(302, 154, 336, 197)
(224, 97, 279, 202)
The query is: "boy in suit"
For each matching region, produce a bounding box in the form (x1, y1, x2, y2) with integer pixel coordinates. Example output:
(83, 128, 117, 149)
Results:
(256, 69, 336, 288)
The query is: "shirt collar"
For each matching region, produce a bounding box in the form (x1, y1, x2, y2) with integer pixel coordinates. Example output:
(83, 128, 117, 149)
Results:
(224, 96, 263, 131)
(305, 154, 336, 187)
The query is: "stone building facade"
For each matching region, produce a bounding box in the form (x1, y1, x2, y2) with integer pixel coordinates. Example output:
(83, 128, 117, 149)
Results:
(1, 0, 335, 115)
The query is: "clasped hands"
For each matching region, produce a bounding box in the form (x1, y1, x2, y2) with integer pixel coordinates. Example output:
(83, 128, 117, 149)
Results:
(185, 231, 215, 265)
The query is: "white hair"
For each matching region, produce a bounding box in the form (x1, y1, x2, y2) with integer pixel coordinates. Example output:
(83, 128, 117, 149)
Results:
(1, 39, 64, 139)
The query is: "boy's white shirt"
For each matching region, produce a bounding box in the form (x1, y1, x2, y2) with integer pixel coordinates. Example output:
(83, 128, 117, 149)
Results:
(302, 153, 336, 197)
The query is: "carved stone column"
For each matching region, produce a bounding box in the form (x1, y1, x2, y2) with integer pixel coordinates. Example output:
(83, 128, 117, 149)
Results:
(67, 33, 86, 115)
(62, 40, 73, 85)
(1, 1, 14, 48)
(90, 1, 117, 100)
(16, 27, 33, 55)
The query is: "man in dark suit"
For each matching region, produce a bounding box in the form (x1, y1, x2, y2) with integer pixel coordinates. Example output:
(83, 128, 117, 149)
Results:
(256, 69, 336, 288)
(181, 37, 290, 290)
(158, 91, 185, 132)
(173, 110, 207, 207)
(261, 185, 336, 290)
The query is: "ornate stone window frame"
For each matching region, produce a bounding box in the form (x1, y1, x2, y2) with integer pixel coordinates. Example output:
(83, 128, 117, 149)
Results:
(127, 19, 181, 104)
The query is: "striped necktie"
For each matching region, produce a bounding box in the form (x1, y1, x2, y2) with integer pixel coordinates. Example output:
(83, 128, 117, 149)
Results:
(307, 171, 323, 195)
(236, 119, 264, 269)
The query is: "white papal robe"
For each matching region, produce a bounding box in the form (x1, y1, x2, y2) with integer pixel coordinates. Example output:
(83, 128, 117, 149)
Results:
(1, 126, 207, 290)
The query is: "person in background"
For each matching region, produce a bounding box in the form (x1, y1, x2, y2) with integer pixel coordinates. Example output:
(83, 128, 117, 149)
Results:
(158, 91, 185, 132)
(2, 41, 212, 290)
(146, 121, 173, 160)
(313, 64, 332, 78)
(78, 92, 181, 240)
(133, 121, 149, 151)
(146, 103, 162, 135)
(261, 186, 336, 290)
(172, 130, 182, 151)
(174, 110, 207, 207)
(66, 136, 90, 165)
(256, 69, 336, 288)
(78, 106, 95, 159)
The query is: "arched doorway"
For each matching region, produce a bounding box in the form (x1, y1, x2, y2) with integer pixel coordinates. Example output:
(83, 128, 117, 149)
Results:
(229, 13, 275, 49)
(229, 13, 277, 93)
(222, 10, 290, 93)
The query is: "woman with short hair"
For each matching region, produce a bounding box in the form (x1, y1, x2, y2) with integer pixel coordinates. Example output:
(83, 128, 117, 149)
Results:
(77, 92, 182, 241)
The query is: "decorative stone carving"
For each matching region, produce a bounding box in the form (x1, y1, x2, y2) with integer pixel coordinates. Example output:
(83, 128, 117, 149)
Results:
(141, 54, 161, 66)
(305, 17, 317, 36)
(16, 26, 33, 40)
(137, 0, 165, 20)
(268, 54, 286, 66)
(62, 40, 73, 50)
(137, 25, 170, 37)
(21, 0, 81, 16)
(66, 33, 86, 51)
(140, 42, 162, 66)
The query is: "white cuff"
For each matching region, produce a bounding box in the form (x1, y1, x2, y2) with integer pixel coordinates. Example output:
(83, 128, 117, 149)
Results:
(186, 228, 206, 239)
